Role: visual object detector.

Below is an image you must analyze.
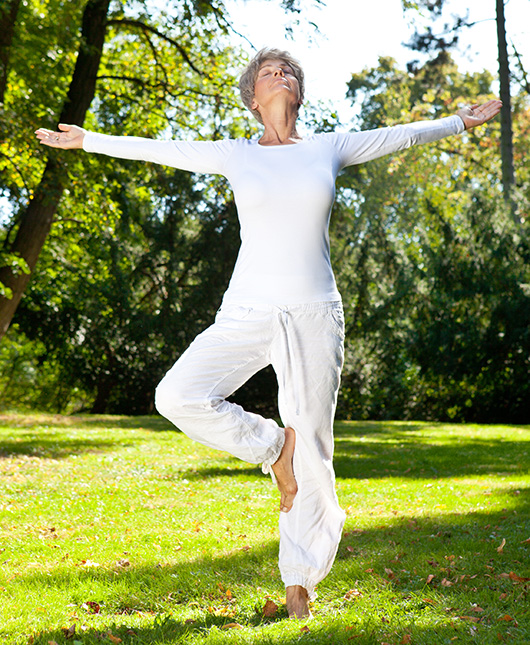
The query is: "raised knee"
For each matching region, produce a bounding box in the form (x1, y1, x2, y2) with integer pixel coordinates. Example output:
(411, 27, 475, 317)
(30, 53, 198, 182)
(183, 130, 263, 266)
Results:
(154, 373, 214, 421)
(155, 376, 187, 419)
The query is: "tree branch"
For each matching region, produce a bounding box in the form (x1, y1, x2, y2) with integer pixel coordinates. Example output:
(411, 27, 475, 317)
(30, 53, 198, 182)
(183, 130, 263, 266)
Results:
(511, 43, 530, 95)
(107, 18, 204, 76)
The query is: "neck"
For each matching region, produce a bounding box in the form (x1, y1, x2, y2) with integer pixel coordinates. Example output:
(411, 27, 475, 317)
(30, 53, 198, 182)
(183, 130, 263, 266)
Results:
(258, 105, 300, 146)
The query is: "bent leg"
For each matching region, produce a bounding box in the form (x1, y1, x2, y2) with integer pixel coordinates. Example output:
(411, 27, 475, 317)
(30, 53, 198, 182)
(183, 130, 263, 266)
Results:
(271, 303, 346, 600)
(155, 305, 283, 466)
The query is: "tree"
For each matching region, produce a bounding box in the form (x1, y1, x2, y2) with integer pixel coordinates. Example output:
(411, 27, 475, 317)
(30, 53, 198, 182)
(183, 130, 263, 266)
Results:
(0, 0, 111, 339)
(402, 0, 519, 212)
(1, 0, 326, 413)
(331, 54, 529, 423)
(0, 0, 21, 104)
(495, 0, 515, 198)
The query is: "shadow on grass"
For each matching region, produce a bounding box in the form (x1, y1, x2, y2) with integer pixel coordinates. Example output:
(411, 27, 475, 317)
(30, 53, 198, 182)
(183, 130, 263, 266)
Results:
(0, 414, 173, 460)
(181, 464, 264, 480)
(16, 489, 530, 644)
(333, 421, 530, 480)
(1, 415, 529, 481)
(0, 412, 172, 431)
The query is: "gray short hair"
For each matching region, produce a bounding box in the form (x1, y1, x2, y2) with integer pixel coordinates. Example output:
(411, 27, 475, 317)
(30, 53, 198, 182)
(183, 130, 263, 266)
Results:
(238, 47, 305, 124)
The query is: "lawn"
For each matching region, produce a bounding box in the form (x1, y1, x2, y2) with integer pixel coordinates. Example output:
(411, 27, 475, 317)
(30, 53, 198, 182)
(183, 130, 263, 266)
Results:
(0, 414, 528, 644)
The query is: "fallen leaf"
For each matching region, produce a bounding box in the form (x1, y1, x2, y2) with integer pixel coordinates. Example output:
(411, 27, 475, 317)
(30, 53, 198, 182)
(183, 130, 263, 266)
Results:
(300, 625, 310, 633)
(472, 606, 485, 613)
(107, 634, 122, 644)
(346, 546, 355, 552)
(509, 571, 530, 583)
(459, 615, 480, 623)
(184, 619, 196, 624)
(384, 568, 395, 578)
(82, 601, 100, 614)
(426, 574, 435, 584)
(441, 578, 453, 587)
(62, 625, 76, 639)
(498, 615, 514, 622)
(401, 634, 412, 644)
(262, 599, 278, 618)
(344, 589, 363, 600)
(116, 559, 130, 568)
(77, 560, 100, 568)
(225, 588, 232, 600)
(222, 623, 242, 630)
(497, 539, 506, 553)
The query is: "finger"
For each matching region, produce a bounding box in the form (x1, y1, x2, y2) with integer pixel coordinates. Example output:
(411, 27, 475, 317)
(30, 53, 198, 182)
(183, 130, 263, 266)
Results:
(36, 129, 62, 146)
(58, 123, 71, 132)
(35, 128, 54, 137)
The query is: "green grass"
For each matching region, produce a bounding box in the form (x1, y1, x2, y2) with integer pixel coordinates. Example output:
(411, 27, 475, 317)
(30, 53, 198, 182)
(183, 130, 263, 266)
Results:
(0, 413, 528, 644)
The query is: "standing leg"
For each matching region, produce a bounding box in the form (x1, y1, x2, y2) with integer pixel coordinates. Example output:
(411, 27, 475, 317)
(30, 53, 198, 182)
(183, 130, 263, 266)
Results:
(270, 302, 346, 615)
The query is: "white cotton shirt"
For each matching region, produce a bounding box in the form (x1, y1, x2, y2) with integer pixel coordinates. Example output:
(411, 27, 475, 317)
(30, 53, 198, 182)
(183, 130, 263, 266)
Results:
(83, 115, 464, 305)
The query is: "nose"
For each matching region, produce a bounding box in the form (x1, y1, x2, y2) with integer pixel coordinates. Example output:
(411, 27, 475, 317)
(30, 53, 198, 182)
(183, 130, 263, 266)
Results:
(273, 67, 285, 77)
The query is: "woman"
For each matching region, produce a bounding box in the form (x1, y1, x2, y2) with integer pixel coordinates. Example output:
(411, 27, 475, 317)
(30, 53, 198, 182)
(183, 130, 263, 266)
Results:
(36, 47, 501, 618)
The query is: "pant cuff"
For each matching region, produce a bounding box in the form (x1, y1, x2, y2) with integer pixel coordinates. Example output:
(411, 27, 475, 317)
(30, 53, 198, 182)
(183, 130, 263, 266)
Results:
(282, 575, 318, 601)
(260, 425, 285, 480)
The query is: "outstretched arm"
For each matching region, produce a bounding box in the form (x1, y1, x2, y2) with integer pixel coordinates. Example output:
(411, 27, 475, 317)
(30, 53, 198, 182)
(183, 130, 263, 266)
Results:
(35, 123, 235, 175)
(35, 123, 86, 149)
(456, 100, 502, 130)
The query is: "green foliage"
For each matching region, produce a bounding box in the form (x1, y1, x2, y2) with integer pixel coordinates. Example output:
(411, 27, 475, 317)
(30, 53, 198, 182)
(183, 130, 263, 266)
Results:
(334, 55, 530, 423)
(1, 4, 529, 420)
(0, 251, 29, 298)
(0, 0, 256, 412)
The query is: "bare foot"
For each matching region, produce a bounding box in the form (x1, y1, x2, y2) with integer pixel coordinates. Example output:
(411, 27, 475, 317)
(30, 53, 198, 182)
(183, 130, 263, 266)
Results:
(286, 585, 312, 619)
(271, 426, 297, 513)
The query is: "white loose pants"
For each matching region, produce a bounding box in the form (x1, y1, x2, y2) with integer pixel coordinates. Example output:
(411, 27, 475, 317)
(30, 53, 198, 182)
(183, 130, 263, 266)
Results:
(155, 301, 346, 597)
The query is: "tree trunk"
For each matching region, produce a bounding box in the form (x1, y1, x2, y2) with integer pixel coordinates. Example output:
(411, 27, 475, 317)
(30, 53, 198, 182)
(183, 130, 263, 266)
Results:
(0, 0, 21, 104)
(0, 0, 111, 341)
(496, 0, 516, 211)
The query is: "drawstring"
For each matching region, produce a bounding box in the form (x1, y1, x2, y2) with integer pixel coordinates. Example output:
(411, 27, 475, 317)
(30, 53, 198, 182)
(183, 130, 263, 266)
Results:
(277, 308, 301, 417)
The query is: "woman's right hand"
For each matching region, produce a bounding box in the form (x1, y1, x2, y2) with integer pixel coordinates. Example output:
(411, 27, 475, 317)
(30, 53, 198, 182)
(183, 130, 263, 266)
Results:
(35, 123, 86, 149)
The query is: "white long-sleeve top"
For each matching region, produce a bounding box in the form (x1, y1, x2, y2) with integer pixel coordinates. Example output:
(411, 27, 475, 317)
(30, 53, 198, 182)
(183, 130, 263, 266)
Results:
(83, 115, 464, 305)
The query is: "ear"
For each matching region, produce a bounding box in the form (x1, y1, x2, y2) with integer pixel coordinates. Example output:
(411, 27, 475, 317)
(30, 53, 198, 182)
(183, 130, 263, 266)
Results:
(251, 97, 259, 110)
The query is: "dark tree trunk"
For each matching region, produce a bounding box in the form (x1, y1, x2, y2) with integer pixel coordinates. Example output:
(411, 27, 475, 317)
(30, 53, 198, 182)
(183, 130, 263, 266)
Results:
(0, 0, 21, 104)
(496, 0, 516, 210)
(0, 0, 111, 340)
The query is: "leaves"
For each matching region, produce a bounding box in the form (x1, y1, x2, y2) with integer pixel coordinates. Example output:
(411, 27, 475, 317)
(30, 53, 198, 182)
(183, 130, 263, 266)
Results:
(81, 601, 101, 614)
(61, 624, 75, 639)
(261, 599, 278, 618)
(344, 589, 363, 600)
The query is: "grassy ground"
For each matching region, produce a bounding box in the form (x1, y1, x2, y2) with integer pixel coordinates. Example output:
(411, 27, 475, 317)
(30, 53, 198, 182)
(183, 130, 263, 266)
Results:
(0, 413, 528, 645)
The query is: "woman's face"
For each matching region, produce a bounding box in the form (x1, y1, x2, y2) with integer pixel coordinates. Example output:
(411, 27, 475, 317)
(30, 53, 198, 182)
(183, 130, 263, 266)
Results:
(251, 59, 301, 115)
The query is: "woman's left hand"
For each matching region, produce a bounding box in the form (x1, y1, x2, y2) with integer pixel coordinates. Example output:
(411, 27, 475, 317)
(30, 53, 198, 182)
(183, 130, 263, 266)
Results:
(456, 100, 503, 130)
